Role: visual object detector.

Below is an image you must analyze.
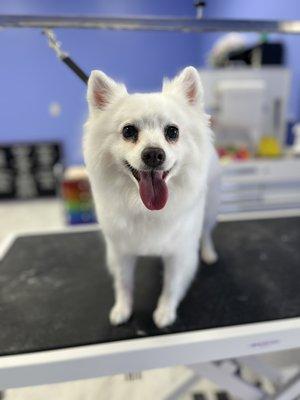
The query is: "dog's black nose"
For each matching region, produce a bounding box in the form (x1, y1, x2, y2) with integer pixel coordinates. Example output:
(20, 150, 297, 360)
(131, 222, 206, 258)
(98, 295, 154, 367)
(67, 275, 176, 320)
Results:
(141, 147, 166, 168)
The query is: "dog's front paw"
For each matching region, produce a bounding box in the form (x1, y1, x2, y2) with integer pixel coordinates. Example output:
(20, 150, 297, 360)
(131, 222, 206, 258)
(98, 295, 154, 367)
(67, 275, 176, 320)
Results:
(109, 302, 132, 325)
(153, 304, 176, 328)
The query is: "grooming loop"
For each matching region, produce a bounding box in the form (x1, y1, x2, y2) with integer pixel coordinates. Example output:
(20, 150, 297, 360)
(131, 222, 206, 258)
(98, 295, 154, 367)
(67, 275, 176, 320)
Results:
(43, 29, 88, 83)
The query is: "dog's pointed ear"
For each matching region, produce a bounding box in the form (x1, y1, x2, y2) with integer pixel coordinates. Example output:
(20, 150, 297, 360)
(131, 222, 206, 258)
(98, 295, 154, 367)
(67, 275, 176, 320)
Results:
(87, 70, 127, 112)
(163, 66, 203, 107)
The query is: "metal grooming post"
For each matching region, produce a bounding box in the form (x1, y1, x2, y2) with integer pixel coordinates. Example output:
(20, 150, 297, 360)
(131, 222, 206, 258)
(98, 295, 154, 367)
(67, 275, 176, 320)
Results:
(194, 1, 206, 19)
(0, 15, 300, 34)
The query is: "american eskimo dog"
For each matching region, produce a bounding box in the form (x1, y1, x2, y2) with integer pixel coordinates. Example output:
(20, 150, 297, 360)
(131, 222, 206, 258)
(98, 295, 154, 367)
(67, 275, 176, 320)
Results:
(84, 67, 220, 328)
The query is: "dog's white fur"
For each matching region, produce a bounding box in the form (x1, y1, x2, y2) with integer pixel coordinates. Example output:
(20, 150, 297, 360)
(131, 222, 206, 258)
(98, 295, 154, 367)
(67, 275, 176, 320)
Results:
(83, 67, 220, 328)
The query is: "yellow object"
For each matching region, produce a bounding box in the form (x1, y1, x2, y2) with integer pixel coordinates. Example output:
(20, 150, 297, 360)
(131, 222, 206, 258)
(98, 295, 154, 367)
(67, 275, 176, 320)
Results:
(258, 136, 282, 157)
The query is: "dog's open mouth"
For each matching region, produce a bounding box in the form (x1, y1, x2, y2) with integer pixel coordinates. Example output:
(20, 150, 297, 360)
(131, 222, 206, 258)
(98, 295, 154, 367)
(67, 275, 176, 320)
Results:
(124, 161, 170, 211)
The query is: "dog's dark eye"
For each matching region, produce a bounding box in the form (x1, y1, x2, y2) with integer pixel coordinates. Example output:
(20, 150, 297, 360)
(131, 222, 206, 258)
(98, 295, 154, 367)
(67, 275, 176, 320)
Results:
(122, 125, 138, 141)
(165, 125, 179, 142)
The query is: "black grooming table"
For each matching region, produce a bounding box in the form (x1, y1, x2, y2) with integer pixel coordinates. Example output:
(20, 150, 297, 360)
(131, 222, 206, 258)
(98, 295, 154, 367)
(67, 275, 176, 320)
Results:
(0, 216, 300, 389)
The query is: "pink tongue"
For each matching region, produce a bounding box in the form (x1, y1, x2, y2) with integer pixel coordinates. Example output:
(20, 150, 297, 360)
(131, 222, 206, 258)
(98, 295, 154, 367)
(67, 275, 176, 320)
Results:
(139, 170, 168, 211)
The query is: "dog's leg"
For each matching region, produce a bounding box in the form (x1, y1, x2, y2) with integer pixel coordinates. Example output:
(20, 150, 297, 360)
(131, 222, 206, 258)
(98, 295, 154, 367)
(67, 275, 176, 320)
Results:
(201, 154, 220, 265)
(201, 231, 218, 264)
(153, 248, 198, 328)
(106, 242, 136, 325)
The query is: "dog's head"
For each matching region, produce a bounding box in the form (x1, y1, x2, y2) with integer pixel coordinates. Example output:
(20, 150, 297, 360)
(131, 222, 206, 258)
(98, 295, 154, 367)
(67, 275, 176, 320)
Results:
(84, 67, 211, 211)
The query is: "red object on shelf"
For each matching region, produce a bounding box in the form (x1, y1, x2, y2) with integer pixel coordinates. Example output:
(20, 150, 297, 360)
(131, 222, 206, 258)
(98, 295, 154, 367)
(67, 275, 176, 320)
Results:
(217, 146, 251, 161)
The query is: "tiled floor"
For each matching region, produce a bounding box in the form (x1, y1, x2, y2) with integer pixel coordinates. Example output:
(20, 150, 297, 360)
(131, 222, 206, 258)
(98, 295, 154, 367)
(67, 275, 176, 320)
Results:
(4, 368, 219, 400)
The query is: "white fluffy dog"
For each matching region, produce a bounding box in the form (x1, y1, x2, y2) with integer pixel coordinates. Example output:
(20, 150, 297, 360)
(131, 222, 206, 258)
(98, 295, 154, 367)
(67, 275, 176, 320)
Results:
(83, 66, 220, 328)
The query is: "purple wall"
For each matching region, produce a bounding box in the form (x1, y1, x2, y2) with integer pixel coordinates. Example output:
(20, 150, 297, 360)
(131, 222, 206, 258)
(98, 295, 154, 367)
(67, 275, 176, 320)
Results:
(0, 0, 199, 165)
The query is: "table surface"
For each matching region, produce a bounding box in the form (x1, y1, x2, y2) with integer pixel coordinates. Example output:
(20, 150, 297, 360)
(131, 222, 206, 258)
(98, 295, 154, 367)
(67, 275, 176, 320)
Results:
(0, 217, 300, 357)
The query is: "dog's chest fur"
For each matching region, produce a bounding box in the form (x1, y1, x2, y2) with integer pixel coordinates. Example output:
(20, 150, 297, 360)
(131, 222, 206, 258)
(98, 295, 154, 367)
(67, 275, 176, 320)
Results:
(91, 167, 207, 256)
